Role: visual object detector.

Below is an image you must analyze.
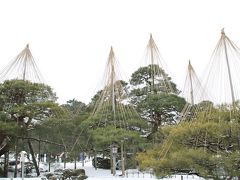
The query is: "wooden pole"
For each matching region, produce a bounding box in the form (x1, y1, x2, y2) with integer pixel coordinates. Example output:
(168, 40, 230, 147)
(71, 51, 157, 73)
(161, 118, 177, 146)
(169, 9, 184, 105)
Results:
(14, 138, 18, 177)
(222, 29, 235, 107)
(110, 145, 113, 174)
(112, 152, 116, 176)
(150, 34, 155, 93)
(22, 44, 29, 80)
(27, 139, 40, 176)
(188, 60, 195, 105)
(121, 140, 125, 177)
(109, 47, 116, 124)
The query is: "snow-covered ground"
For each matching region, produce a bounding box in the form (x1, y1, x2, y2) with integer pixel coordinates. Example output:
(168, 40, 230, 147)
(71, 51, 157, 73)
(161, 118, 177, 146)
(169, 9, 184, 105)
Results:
(1, 160, 204, 180)
(64, 161, 203, 180)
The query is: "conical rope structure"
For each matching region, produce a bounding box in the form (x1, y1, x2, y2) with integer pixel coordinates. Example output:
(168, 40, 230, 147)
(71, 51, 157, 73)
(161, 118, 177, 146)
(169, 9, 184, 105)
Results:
(173, 29, 240, 144)
(180, 29, 240, 122)
(90, 47, 143, 129)
(179, 29, 240, 167)
(202, 29, 240, 109)
(129, 34, 180, 134)
(71, 47, 147, 154)
(0, 44, 46, 157)
(180, 60, 209, 121)
(0, 44, 44, 83)
(0, 45, 67, 177)
(137, 30, 240, 178)
(134, 34, 176, 94)
(182, 60, 204, 105)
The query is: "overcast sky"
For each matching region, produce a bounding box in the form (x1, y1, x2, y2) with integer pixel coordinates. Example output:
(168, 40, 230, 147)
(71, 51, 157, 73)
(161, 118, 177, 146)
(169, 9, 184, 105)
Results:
(0, 0, 239, 104)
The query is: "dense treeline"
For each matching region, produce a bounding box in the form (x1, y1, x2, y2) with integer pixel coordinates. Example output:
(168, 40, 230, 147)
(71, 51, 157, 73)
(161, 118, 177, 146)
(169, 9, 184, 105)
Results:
(1, 64, 237, 179)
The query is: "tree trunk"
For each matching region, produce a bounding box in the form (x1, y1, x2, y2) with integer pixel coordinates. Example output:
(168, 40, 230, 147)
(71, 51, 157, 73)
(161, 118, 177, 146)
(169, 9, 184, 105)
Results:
(82, 153, 85, 167)
(48, 162, 51, 172)
(151, 115, 161, 134)
(152, 122, 158, 134)
(94, 150, 97, 170)
(38, 140, 40, 168)
(27, 139, 40, 176)
(3, 150, 9, 177)
(14, 138, 18, 177)
(64, 151, 66, 169)
(110, 146, 113, 173)
(74, 156, 77, 169)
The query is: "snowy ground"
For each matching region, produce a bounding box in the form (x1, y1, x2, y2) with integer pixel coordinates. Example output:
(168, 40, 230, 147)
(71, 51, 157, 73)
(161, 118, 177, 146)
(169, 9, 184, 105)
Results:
(1, 160, 204, 180)
(64, 161, 203, 180)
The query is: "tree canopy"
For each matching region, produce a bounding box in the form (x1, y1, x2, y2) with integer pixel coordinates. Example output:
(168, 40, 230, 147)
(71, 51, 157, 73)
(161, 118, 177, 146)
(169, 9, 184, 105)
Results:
(130, 64, 179, 100)
(0, 79, 58, 127)
(137, 104, 240, 179)
(129, 65, 186, 141)
(0, 79, 60, 175)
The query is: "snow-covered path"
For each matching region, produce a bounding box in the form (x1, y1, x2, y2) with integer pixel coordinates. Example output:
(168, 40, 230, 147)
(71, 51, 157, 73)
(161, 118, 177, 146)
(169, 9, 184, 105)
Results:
(62, 161, 204, 180)
(0, 160, 204, 180)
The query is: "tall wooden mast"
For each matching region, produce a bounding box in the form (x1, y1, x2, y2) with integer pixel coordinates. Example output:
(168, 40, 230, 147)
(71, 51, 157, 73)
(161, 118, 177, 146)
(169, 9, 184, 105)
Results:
(22, 44, 29, 80)
(188, 60, 195, 105)
(109, 47, 116, 123)
(221, 29, 235, 107)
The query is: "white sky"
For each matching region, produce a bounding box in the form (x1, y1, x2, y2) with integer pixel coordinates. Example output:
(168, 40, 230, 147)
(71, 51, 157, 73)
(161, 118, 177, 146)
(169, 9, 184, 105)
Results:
(0, 0, 239, 104)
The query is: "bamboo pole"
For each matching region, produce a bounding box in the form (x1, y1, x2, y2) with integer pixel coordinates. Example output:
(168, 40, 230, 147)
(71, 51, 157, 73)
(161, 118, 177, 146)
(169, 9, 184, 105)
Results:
(222, 29, 235, 108)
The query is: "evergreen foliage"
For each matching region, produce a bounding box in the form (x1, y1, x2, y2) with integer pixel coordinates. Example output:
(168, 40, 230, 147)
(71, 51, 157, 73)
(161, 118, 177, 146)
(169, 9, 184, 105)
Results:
(129, 65, 186, 140)
(137, 105, 240, 179)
